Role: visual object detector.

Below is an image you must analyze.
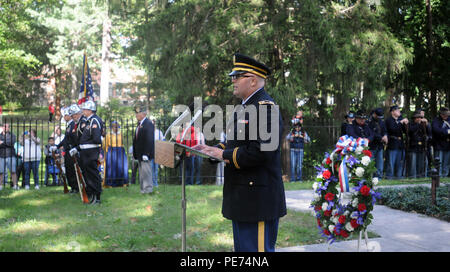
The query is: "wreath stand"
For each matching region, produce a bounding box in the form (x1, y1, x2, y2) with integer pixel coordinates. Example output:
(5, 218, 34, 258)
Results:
(327, 229, 369, 252)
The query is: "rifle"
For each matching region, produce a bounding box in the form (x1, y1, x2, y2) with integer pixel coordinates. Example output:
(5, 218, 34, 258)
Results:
(51, 150, 69, 194)
(71, 153, 90, 204)
(404, 122, 409, 178)
(422, 122, 431, 177)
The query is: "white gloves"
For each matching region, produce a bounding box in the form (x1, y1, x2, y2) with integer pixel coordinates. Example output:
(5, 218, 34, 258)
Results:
(142, 155, 149, 161)
(69, 148, 78, 156)
(49, 146, 57, 152)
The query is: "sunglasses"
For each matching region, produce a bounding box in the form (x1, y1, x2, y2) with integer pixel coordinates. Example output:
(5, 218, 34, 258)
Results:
(230, 74, 254, 80)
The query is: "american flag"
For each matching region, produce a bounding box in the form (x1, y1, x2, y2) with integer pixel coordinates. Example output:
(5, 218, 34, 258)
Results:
(78, 52, 94, 105)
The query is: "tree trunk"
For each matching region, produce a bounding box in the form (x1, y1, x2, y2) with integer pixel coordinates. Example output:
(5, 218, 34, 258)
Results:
(54, 66, 62, 121)
(100, 13, 112, 106)
(425, 0, 436, 117)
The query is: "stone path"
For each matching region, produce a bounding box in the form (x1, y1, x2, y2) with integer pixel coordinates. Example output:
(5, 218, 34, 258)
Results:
(277, 188, 450, 252)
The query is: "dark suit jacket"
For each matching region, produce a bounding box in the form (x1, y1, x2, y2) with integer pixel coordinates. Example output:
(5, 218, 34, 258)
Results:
(133, 117, 155, 161)
(219, 88, 287, 223)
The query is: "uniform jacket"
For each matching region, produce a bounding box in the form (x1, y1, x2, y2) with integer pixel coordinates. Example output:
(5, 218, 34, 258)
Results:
(219, 88, 286, 223)
(57, 120, 75, 151)
(132, 117, 155, 162)
(368, 118, 387, 150)
(431, 116, 450, 151)
(340, 122, 351, 137)
(385, 116, 406, 150)
(79, 114, 103, 147)
(347, 121, 374, 143)
(73, 116, 88, 149)
(408, 122, 431, 152)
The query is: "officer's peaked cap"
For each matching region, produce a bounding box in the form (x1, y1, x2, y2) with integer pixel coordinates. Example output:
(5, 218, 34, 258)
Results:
(229, 53, 271, 79)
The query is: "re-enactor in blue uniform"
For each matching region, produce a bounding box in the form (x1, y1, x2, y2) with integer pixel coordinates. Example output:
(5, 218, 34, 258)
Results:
(193, 53, 286, 252)
(431, 107, 450, 177)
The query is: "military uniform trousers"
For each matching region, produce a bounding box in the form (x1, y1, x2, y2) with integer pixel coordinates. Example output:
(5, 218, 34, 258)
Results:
(232, 219, 279, 252)
(80, 147, 102, 197)
(64, 153, 78, 190)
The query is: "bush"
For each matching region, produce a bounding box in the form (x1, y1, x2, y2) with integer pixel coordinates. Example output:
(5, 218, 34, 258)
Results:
(376, 185, 450, 222)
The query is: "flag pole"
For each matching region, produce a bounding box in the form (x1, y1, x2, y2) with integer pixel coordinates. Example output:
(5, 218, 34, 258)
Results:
(83, 51, 87, 100)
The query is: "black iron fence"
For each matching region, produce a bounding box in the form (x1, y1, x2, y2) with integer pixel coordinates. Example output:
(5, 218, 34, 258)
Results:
(0, 116, 341, 187)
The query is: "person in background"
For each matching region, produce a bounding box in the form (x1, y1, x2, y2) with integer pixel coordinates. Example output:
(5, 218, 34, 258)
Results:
(431, 107, 450, 177)
(22, 129, 41, 190)
(151, 120, 164, 188)
(14, 137, 24, 188)
(286, 115, 310, 182)
(0, 123, 18, 190)
(52, 105, 79, 193)
(103, 121, 128, 187)
(44, 137, 59, 186)
(340, 111, 355, 136)
(70, 101, 104, 204)
(407, 111, 430, 178)
(347, 110, 374, 142)
(52, 126, 64, 146)
(194, 129, 205, 185)
(132, 105, 155, 194)
(176, 122, 197, 185)
(368, 108, 388, 178)
(385, 105, 408, 179)
(48, 102, 55, 123)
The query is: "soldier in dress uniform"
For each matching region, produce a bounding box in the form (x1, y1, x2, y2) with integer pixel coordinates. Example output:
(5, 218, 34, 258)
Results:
(51, 106, 78, 193)
(69, 101, 103, 204)
(407, 111, 431, 178)
(431, 107, 450, 177)
(346, 110, 374, 142)
(385, 105, 408, 179)
(194, 53, 286, 252)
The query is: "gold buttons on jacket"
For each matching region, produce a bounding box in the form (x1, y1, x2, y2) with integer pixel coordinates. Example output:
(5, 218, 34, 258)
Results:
(249, 181, 254, 186)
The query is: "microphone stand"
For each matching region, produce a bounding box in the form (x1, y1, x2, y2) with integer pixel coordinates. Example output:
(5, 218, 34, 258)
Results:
(178, 108, 202, 252)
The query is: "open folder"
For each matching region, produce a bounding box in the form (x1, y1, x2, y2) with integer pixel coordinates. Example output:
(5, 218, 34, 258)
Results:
(155, 140, 223, 168)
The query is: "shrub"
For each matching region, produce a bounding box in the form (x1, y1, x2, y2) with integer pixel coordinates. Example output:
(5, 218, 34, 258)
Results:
(376, 185, 450, 222)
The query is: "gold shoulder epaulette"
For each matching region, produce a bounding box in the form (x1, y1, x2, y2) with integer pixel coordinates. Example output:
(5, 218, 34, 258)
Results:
(258, 100, 274, 105)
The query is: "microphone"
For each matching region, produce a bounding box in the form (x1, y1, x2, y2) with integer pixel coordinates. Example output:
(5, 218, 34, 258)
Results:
(163, 102, 195, 140)
(180, 102, 208, 143)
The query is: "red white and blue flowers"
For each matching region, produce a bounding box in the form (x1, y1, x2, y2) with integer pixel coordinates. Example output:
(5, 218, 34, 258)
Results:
(311, 135, 381, 243)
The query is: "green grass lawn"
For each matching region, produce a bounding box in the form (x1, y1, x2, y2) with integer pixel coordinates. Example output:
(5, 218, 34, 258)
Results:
(1, 177, 446, 252)
(0, 184, 324, 252)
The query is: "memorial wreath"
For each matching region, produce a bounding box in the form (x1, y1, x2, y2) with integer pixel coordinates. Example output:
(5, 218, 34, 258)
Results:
(310, 135, 382, 244)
